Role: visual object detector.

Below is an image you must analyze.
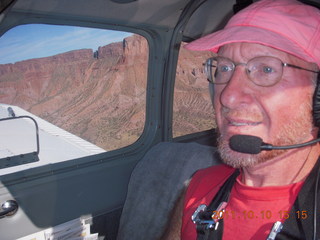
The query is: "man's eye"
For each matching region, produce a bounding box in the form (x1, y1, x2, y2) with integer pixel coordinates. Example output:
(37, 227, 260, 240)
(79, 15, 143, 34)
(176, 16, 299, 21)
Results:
(218, 65, 232, 73)
(262, 66, 274, 74)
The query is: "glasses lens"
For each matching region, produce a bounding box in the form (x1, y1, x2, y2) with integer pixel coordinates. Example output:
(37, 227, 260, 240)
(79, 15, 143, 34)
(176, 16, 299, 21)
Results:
(204, 57, 234, 84)
(247, 57, 283, 86)
(215, 57, 234, 84)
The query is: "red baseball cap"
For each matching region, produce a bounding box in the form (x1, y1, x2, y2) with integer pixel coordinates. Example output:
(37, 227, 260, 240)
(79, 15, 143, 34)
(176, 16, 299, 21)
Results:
(185, 0, 320, 67)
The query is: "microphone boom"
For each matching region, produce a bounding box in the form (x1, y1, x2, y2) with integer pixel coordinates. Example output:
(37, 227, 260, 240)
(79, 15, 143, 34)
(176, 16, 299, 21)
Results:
(229, 135, 320, 154)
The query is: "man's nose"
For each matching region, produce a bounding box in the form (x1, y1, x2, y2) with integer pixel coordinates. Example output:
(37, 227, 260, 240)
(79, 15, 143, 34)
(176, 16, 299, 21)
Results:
(217, 67, 254, 109)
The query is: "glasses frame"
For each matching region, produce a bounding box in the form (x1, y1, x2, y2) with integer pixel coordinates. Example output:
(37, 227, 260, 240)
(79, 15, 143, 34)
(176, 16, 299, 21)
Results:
(204, 56, 319, 87)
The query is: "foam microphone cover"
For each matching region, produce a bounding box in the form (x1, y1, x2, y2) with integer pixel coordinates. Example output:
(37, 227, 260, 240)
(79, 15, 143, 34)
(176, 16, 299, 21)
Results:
(229, 135, 263, 154)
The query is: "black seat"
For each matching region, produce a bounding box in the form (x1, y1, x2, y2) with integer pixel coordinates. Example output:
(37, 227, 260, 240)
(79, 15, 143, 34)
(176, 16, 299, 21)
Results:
(117, 142, 221, 240)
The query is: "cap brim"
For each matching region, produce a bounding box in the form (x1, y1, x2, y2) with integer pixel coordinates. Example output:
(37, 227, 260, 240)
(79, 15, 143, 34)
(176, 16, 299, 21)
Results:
(185, 25, 316, 65)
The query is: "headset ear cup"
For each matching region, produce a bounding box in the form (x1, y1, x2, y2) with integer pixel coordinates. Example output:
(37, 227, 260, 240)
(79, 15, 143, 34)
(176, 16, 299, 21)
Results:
(313, 74, 320, 127)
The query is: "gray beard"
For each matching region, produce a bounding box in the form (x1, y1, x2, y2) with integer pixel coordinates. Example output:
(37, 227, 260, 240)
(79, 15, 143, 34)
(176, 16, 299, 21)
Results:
(217, 135, 287, 168)
(217, 103, 314, 168)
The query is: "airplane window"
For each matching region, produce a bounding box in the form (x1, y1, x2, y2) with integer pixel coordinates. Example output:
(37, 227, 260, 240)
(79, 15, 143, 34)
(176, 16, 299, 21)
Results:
(0, 24, 147, 173)
(173, 43, 215, 137)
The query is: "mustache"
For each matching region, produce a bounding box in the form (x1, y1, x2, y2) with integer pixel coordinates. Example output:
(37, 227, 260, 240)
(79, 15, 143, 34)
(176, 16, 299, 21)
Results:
(221, 107, 264, 122)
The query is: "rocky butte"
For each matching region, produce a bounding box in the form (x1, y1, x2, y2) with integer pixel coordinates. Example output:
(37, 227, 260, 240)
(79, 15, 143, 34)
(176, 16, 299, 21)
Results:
(0, 34, 214, 150)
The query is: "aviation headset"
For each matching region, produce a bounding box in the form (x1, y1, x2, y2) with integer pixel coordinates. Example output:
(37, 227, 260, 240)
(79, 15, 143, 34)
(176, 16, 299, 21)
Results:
(313, 75, 320, 128)
(301, 0, 320, 127)
(301, 0, 320, 128)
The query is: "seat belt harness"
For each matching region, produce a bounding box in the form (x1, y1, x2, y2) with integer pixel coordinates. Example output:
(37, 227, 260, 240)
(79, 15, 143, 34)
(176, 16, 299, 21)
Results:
(192, 169, 240, 240)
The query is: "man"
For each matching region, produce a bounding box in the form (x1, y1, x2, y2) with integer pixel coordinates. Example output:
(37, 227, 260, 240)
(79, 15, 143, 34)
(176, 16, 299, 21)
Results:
(163, 0, 320, 239)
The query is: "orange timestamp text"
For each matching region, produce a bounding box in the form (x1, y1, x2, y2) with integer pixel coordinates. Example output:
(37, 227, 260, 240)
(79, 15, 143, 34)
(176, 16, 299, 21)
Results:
(211, 210, 308, 221)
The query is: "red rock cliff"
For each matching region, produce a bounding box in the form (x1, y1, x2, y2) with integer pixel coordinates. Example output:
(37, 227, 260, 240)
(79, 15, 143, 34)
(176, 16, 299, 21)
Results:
(0, 34, 214, 150)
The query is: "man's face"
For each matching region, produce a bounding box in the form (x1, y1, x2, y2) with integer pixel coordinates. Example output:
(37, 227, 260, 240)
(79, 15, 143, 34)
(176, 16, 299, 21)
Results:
(214, 42, 317, 168)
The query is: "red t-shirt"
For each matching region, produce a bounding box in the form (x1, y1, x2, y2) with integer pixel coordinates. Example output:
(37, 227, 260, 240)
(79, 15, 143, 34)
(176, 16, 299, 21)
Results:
(181, 164, 304, 240)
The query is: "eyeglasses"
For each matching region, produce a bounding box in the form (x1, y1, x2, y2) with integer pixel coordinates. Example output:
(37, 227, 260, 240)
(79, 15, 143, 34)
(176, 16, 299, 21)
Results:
(204, 56, 319, 87)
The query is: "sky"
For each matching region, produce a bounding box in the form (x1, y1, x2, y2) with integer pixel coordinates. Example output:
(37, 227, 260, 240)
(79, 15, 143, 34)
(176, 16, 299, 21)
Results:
(0, 24, 132, 64)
